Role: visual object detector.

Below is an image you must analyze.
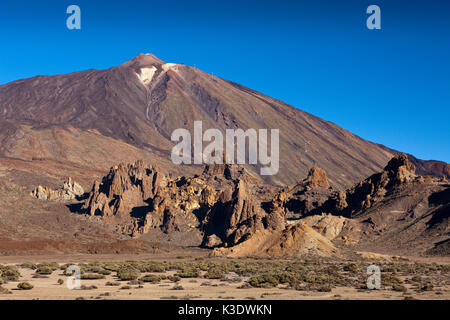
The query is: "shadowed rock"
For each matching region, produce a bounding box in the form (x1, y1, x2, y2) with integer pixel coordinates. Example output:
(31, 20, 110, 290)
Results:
(82, 160, 162, 219)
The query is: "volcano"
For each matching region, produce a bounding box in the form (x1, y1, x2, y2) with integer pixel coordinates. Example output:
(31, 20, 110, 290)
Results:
(0, 53, 448, 187)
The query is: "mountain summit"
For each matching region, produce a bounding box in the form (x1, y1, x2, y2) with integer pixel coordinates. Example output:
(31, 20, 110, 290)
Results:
(122, 53, 166, 67)
(0, 54, 447, 187)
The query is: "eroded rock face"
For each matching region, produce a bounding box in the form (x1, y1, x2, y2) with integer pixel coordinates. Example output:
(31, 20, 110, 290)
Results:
(143, 175, 212, 235)
(80, 161, 285, 244)
(300, 213, 361, 245)
(202, 178, 284, 248)
(31, 177, 84, 201)
(305, 167, 330, 188)
(268, 166, 333, 218)
(202, 163, 244, 180)
(72, 155, 449, 257)
(213, 223, 340, 258)
(316, 154, 419, 218)
(82, 160, 162, 219)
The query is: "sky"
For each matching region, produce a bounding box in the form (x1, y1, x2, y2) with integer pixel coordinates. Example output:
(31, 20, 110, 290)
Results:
(0, 0, 449, 162)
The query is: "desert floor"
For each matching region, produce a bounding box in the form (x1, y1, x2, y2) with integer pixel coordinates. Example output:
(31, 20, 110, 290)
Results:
(0, 252, 449, 300)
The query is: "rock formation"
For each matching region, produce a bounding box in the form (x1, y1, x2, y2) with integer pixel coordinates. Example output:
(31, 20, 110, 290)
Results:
(315, 154, 419, 218)
(213, 223, 340, 258)
(201, 178, 284, 248)
(82, 160, 162, 219)
(31, 177, 84, 201)
(76, 154, 449, 257)
(268, 166, 333, 218)
(304, 167, 330, 188)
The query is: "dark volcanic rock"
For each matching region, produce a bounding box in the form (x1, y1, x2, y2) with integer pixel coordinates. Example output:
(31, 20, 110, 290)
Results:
(82, 160, 162, 219)
(201, 178, 284, 247)
(316, 154, 417, 218)
(269, 166, 334, 218)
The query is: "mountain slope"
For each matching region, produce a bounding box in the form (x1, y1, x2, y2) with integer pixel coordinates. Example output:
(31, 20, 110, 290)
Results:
(0, 54, 447, 187)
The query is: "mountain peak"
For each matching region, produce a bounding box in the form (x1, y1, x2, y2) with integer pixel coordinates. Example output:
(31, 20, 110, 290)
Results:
(121, 53, 166, 68)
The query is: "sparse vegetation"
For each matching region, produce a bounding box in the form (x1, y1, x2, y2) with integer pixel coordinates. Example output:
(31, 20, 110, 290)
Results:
(0, 286, 11, 294)
(392, 284, 407, 292)
(81, 273, 105, 280)
(116, 266, 140, 281)
(140, 275, 161, 283)
(20, 262, 37, 270)
(35, 266, 53, 275)
(1, 257, 447, 299)
(171, 284, 184, 290)
(343, 263, 358, 273)
(0, 265, 21, 281)
(248, 274, 280, 288)
(421, 283, 434, 291)
(17, 282, 34, 290)
(175, 267, 200, 278)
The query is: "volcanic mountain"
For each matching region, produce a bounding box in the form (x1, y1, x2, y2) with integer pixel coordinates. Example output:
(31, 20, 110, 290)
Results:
(0, 53, 448, 188)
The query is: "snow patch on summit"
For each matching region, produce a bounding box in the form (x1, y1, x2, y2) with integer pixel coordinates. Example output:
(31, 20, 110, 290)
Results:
(137, 66, 157, 85)
(162, 63, 178, 72)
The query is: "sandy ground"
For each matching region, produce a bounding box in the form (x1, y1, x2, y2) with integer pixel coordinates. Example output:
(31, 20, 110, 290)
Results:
(0, 259, 449, 300)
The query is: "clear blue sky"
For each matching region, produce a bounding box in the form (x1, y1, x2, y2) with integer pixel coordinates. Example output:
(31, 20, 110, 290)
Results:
(1, 0, 449, 162)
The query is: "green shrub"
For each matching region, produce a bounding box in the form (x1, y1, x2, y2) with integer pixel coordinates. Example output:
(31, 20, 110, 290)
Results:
(171, 284, 184, 290)
(0, 286, 10, 294)
(421, 283, 434, 291)
(175, 268, 199, 278)
(97, 269, 112, 276)
(101, 263, 121, 272)
(204, 267, 227, 280)
(37, 262, 59, 271)
(139, 274, 161, 283)
(20, 262, 37, 270)
(382, 273, 403, 286)
(136, 262, 166, 273)
(248, 274, 279, 288)
(57, 279, 64, 285)
(1, 265, 21, 281)
(393, 284, 407, 292)
(81, 273, 105, 280)
(317, 285, 332, 292)
(166, 275, 181, 283)
(35, 266, 53, 275)
(117, 267, 140, 281)
(343, 263, 358, 273)
(86, 265, 103, 273)
(17, 282, 34, 290)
